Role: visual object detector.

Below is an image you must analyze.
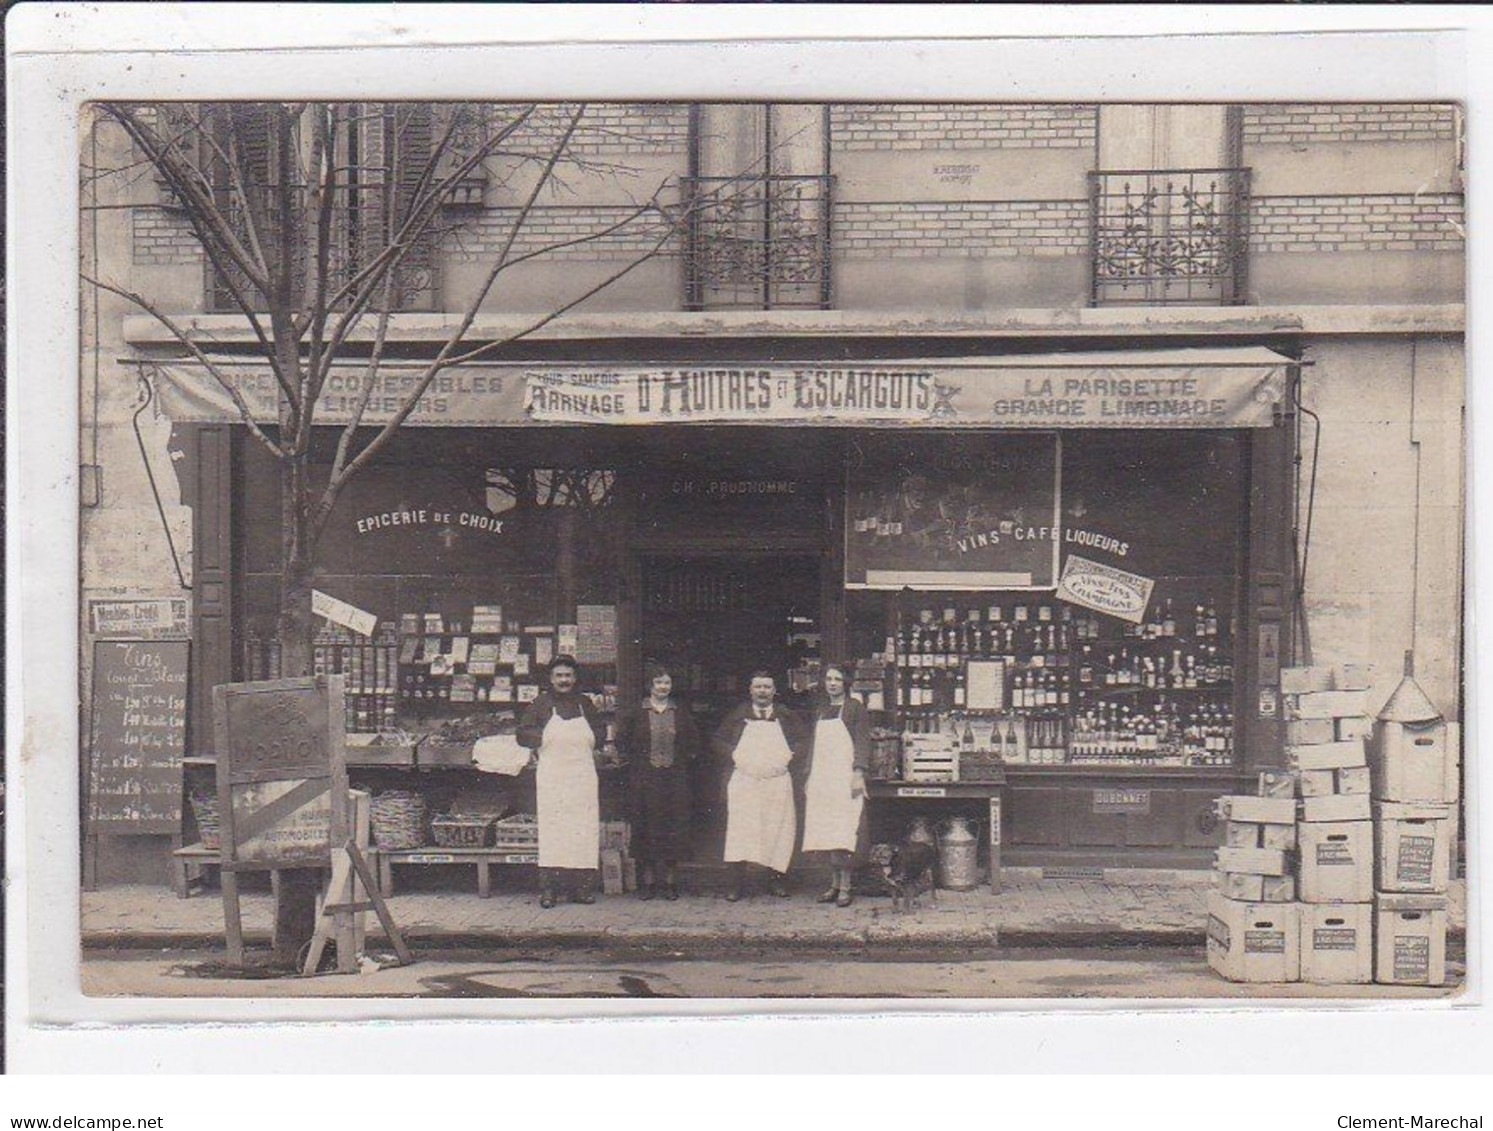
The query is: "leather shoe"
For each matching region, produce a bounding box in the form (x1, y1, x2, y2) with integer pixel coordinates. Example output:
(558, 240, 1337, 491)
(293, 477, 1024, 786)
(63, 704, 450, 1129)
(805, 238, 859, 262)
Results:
(724, 885, 742, 903)
(638, 884, 656, 901)
(539, 892, 557, 909)
(817, 888, 838, 904)
(836, 890, 854, 908)
(665, 883, 680, 901)
(770, 879, 791, 898)
(573, 889, 596, 905)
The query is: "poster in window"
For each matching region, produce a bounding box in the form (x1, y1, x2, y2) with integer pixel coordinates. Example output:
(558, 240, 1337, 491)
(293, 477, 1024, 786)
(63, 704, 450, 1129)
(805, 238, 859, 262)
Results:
(845, 433, 1060, 590)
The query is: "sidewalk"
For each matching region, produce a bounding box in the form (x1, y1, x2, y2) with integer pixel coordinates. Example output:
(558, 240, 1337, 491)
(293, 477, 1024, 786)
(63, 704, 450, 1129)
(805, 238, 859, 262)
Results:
(83, 870, 1469, 954)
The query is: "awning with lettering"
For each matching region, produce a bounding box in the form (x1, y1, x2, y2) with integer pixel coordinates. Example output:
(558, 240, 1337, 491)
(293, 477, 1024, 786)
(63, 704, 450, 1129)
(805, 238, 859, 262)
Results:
(147, 346, 1293, 430)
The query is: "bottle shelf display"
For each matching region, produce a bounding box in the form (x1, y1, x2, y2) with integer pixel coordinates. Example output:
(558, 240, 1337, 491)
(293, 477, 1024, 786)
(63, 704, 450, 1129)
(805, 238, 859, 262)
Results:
(882, 595, 1237, 771)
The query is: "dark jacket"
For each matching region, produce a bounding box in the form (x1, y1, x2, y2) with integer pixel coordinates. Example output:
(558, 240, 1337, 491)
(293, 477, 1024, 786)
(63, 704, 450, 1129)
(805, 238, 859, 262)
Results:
(615, 699, 702, 770)
(516, 690, 605, 751)
(711, 702, 809, 781)
(806, 697, 873, 773)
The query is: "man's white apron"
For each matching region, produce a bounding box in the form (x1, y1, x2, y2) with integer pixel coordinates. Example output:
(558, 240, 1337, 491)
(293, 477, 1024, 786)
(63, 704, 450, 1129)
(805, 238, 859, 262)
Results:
(723, 717, 797, 873)
(801, 713, 864, 853)
(536, 709, 600, 870)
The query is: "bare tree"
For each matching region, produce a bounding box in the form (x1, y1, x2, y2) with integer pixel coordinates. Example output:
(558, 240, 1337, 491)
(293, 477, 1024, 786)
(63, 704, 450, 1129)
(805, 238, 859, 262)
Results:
(84, 100, 744, 676)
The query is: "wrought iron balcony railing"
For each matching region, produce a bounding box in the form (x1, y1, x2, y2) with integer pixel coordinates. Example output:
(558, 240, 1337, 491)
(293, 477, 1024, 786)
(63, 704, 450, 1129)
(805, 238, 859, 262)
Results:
(1089, 167, 1250, 306)
(682, 174, 834, 310)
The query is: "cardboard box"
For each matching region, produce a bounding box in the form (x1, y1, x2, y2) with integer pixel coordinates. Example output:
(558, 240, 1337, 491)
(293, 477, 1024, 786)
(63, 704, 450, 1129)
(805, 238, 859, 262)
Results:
(1286, 691, 1367, 720)
(1216, 871, 1265, 902)
(1298, 770, 1337, 798)
(1206, 892, 1301, 983)
(1262, 823, 1297, 850)
(1372, 718, 1453, 804)
(1336, 766, 1371, 795)
(1336, 716, 1373, 742)
(1300, 793, 1372, 823)
(1300, 903, 1374, 985)
(1262, 875, 1297, 903)
(1374, 893, 1449, 986)
(1286, 719, 1339, 747)
(1280, 666, 1333, 695)
(1298, 821, 1374, 903)
(1215, 846, 1291, 876)
(600, 848, 625, 895)
(1373, 802, 1454, 894)
(1332, 663, 1374, 692)
(1288, 738, 1367, 772)
(1257, 770, 1297, 799)
(1226, 821, 1262, 848)
(1215, 795, 1297, 825)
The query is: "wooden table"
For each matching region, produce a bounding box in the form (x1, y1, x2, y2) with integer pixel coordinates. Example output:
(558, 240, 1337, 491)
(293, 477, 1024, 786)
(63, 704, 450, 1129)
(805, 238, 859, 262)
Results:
(866, 777, 1008, 893)
(374, 846, 538, 898)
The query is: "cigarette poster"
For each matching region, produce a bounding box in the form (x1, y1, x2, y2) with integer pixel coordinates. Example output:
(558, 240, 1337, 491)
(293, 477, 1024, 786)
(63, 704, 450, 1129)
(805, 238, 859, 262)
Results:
(576, 605, 618, 664)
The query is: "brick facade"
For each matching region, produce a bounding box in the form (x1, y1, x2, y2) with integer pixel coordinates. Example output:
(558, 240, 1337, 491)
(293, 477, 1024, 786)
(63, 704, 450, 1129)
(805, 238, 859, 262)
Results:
(836, 200, 1089, 258)
(442, 206, 683, 261)
(1242, 104, 1456, 145)
(1250, 194, 1465, 253)
(830, 105, 1096, 151)
(500, 102, 690, 156)
(131, 207, 204, 265)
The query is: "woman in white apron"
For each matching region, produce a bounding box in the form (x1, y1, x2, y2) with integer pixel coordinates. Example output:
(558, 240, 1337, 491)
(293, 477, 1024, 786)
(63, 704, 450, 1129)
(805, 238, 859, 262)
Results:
(712, 671, 804, 901)
(801, 664, 871, 907)
(516, 655, 603, 908)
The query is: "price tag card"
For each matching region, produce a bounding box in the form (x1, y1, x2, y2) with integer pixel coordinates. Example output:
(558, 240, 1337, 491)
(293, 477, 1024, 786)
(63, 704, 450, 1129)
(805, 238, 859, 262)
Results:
(513, 654, 531, 676)
(517, 683, 539, 703)
(450, 636, 471, 664)
(499, 635, 521, 664)
(558, 624, 579, 654)
(492, 676, 513, 701)
(534, 635, 554, 666)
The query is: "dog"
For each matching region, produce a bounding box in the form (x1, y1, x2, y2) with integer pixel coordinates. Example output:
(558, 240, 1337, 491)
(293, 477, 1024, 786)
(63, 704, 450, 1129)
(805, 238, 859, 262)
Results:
(867, 840, 939, 913)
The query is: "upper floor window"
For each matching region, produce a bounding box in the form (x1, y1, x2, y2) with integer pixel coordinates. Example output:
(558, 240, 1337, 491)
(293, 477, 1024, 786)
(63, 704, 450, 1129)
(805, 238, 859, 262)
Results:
(199, 103, 439, 313)
(684, 104, 834, 310)
(1091, 105, 1249, 305)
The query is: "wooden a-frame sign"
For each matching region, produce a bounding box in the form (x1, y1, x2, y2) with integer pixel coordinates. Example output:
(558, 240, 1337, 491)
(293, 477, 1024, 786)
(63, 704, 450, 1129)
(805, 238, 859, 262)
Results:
(212, 675, 411, 973)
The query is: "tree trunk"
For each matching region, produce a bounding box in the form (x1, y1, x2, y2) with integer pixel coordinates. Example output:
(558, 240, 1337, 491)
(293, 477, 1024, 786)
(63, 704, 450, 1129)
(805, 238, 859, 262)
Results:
(274, 453, 319, 966)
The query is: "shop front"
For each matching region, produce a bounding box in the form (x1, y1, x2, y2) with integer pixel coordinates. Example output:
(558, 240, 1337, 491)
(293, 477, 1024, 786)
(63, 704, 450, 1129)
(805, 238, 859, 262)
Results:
(162, 345, 1297, 876)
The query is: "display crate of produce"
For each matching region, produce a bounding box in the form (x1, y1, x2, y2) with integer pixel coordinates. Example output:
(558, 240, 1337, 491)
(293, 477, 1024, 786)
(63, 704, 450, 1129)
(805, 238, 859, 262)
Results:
(431, 814, 497, 848)
(417, 738, 477, 768)
(346, 734, 419, 767)
(958, 753, 1004, 782)
(492, 814, 539, 847)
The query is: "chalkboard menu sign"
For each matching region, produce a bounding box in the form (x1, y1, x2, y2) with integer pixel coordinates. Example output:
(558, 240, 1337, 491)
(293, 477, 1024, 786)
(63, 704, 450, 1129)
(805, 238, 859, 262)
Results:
(87, 640, 190, 834)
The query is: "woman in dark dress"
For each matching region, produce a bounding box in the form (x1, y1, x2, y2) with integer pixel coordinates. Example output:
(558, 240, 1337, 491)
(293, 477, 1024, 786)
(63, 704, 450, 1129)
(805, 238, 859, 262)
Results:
(615, 664, 701, 900)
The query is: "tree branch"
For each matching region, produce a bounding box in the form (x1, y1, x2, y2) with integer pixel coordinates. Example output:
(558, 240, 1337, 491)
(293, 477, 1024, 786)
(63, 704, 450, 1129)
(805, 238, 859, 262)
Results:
(83, 273, 287, 459)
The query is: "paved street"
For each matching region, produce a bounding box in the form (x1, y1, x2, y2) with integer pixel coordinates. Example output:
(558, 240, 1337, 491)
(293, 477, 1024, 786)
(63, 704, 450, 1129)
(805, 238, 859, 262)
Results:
(82, 945, 1464, 1000)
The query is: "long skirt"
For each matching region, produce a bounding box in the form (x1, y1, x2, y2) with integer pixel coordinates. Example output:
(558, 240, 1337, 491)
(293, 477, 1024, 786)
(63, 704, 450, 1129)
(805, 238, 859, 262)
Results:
(631, 763, 692, 866)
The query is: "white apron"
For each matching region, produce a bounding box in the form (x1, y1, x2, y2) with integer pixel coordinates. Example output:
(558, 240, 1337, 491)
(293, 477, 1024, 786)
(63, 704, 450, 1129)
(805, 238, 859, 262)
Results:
(723, 717, 797, 873)
(536, 708, 600, 870)
(801, 713, 864, 853)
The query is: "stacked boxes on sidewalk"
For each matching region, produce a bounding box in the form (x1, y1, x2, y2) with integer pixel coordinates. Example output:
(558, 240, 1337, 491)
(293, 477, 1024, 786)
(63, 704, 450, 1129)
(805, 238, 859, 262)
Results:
(1208, 663, 1374, 983)
(1208, 658, 1455, 986)
(1371, 658, 1455, 987)
(1289, 664, 1375, 985)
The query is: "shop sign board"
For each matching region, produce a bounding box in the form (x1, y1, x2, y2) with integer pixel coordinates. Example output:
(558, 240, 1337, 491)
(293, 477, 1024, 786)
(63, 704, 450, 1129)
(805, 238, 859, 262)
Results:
(151, 349, 1290, 430)
(86, 640, 190, 835)
(312, 589, 378, 637)
(1055, 555, 1155, 625)
(845, 433, 1061, 590)
(1093, 787, 1152, 814)
(88, 596, 190, 640)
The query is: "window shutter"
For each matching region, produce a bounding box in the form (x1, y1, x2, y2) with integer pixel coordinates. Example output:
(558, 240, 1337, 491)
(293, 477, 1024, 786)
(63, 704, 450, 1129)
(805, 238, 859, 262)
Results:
(387, 103, 438, 310)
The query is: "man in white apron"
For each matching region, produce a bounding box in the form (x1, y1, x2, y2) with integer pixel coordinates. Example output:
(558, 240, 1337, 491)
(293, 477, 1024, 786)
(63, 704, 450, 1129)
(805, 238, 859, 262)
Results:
(516, 655, 604, 908)
(712, 671, 806, 901)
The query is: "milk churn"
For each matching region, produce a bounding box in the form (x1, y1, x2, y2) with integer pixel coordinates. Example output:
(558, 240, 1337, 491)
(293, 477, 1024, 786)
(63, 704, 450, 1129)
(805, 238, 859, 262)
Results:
(936, 816, 981, 891)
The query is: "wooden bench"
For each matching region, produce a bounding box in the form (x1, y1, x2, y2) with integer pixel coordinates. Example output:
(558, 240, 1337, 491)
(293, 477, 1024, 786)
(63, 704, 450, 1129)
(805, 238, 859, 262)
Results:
(171, 844, 284, 900)
(375, 846, 538, 898)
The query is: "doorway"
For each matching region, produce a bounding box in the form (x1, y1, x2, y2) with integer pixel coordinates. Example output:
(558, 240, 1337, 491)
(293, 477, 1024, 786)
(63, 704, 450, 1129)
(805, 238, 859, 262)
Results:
(637, 552, 822, 858)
